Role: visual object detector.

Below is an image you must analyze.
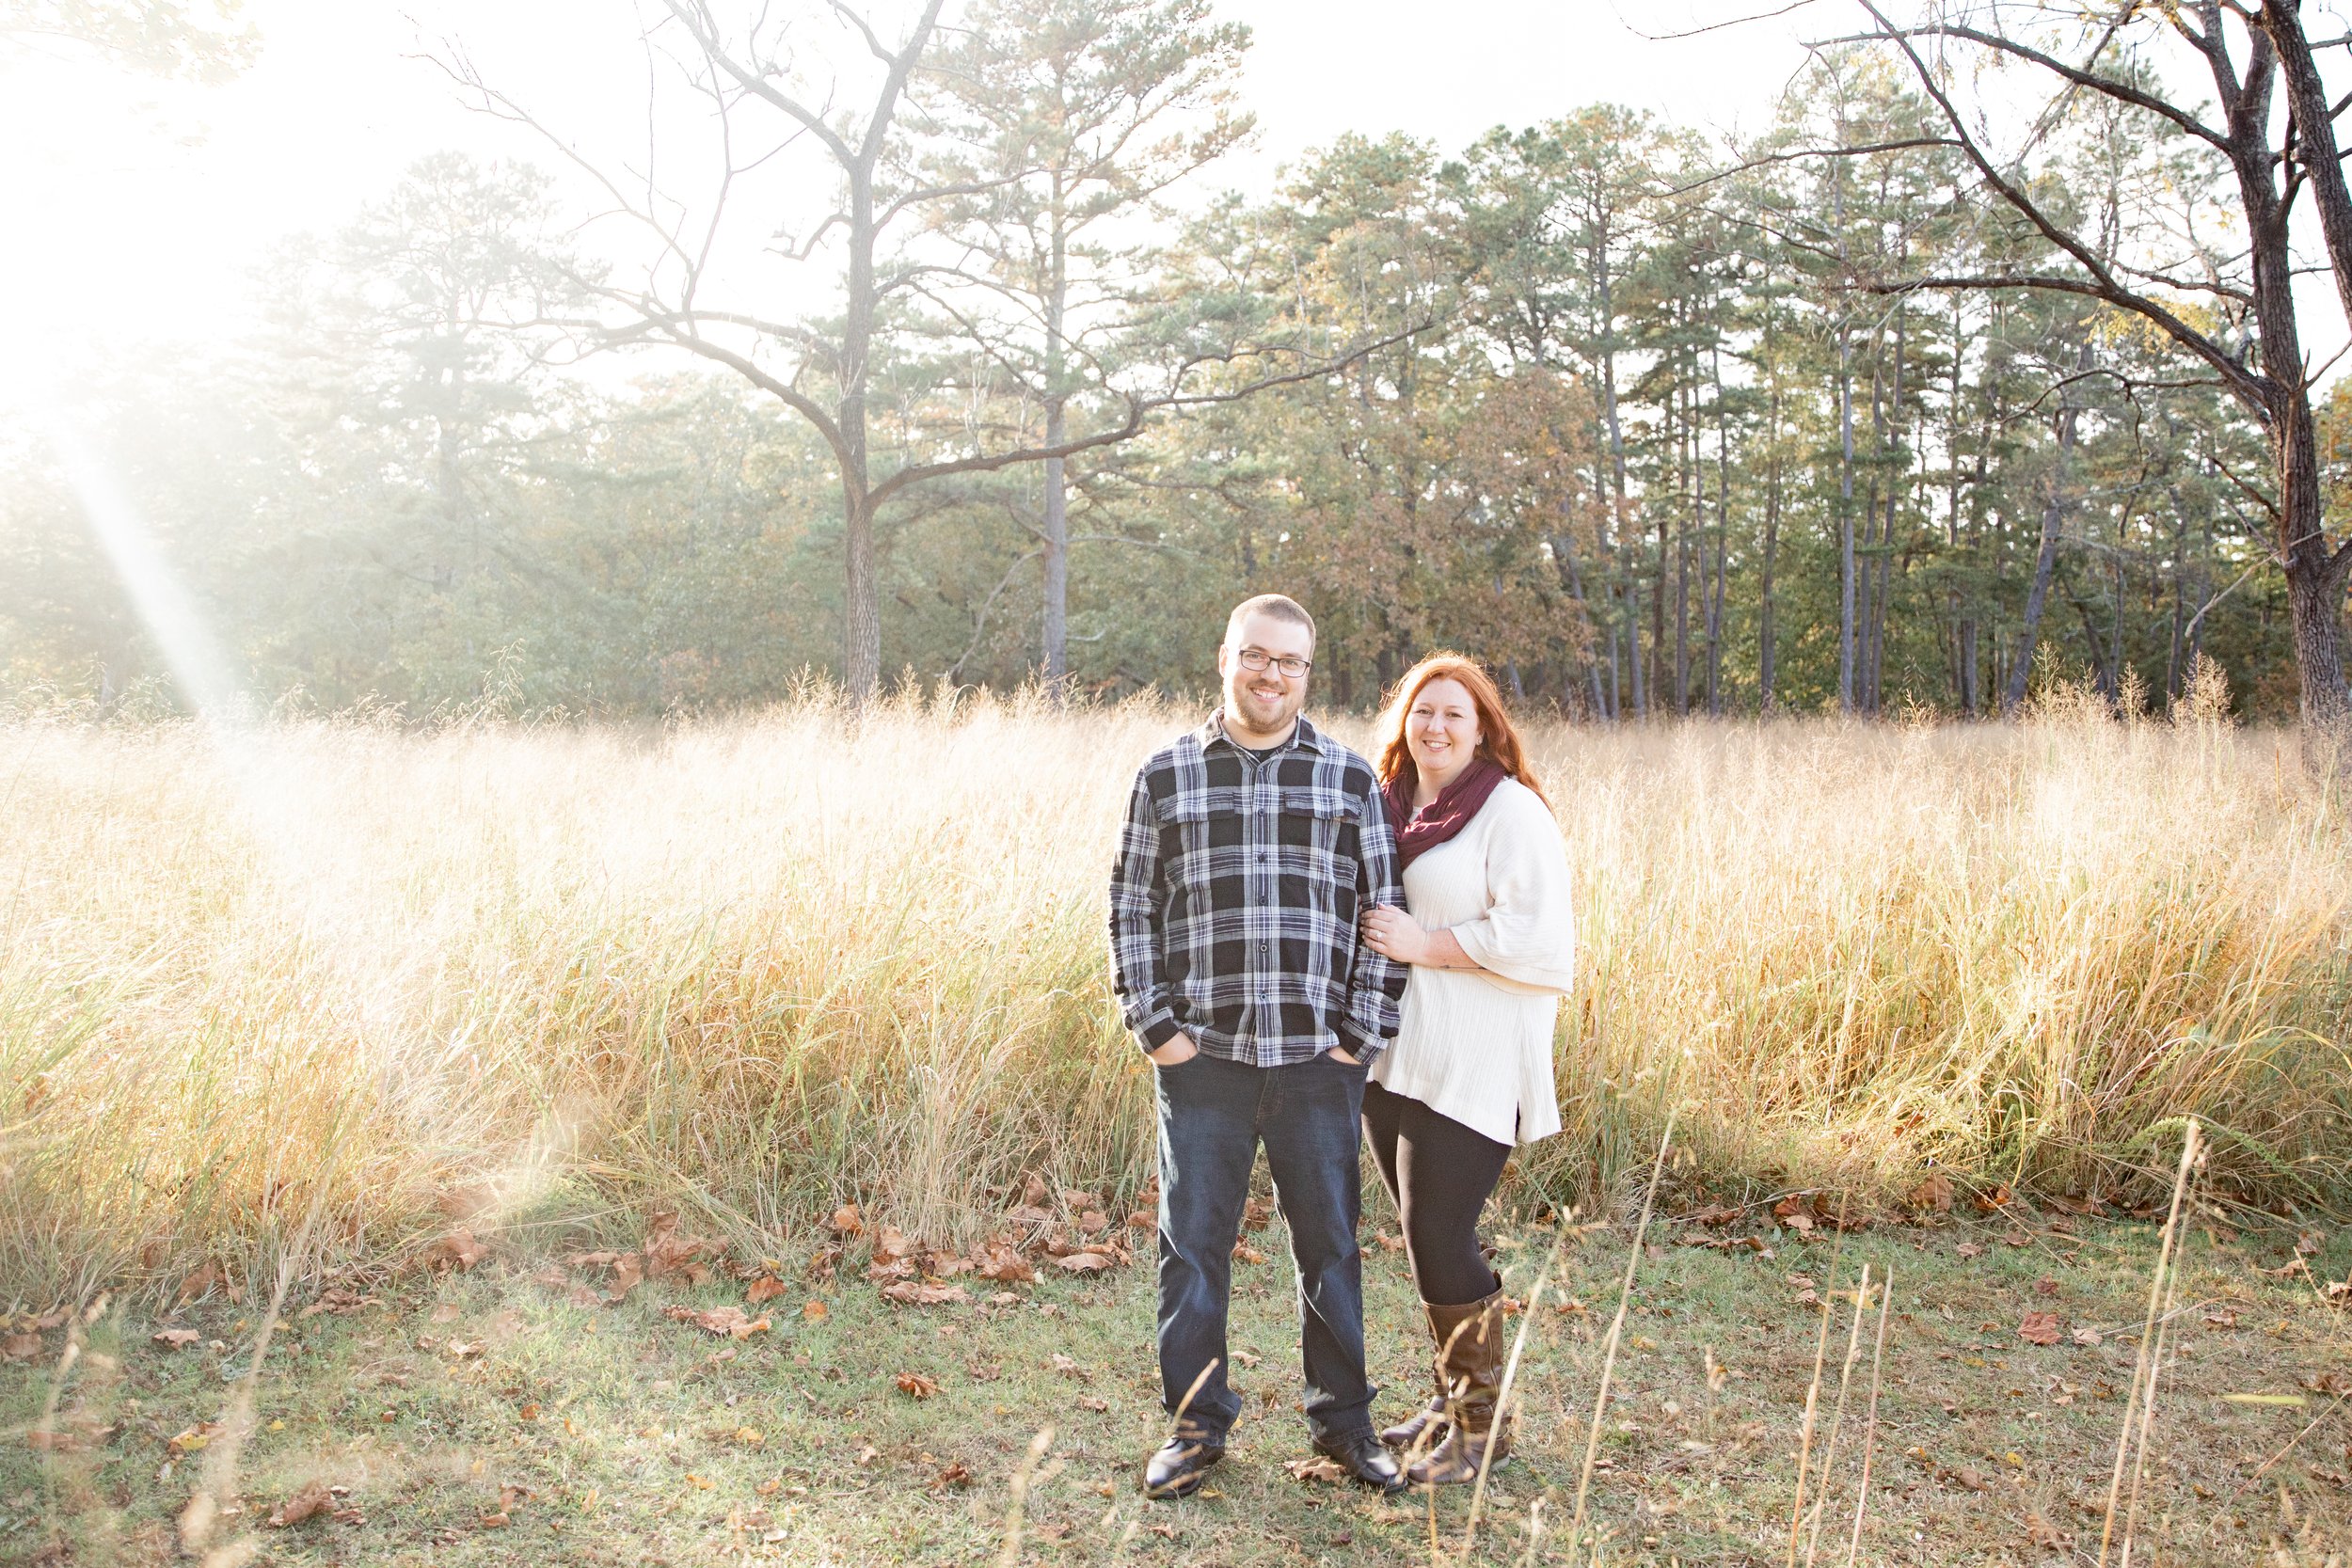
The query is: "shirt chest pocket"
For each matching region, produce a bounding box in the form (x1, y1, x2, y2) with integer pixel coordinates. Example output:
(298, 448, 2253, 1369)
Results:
(1275, 786, 1356, 879)
(1155, 786, 1357, 877)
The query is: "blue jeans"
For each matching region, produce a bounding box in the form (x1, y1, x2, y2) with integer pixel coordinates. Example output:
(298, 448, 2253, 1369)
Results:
(1152, 1049, 1375, 1445)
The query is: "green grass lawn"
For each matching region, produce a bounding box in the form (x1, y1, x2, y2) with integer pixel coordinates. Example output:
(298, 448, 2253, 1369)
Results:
(6, 1201, 2348, 1566)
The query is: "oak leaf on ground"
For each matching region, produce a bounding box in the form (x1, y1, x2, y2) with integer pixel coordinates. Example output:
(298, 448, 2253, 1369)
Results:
(882, 1281, 970, 1307)
(662, 1305, 770, 1339)
(1281, 1455, 1347, 1484)
(1904, 1173, 1954, 1214)
(2017, 1311, 2063, 1346)
(175, 1262, 225, 1307)
(267, 1481, 334, 1528)
(642, 1213, 717, 1286)
(972, 1242, 1034, 1284)
(425, 1228, 489, 1274)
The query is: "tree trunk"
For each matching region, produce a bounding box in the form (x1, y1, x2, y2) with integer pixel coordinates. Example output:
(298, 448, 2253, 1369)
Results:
(1675, 368, 1692, 714)
(1759, 306, 1783, 707)
(1040, 172, 1071, 697)
(1835, 151, 1857, 713)
(2276, 388, 2352, 729)
(1594, 232, 1643, 719)
(2003, 345, 2085, 713)
(1837, 318, 1857, 712)
(840, 157, 882, 700)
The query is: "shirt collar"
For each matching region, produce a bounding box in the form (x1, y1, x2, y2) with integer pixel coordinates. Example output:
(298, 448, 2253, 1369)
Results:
(1200, 709, 1324, 756)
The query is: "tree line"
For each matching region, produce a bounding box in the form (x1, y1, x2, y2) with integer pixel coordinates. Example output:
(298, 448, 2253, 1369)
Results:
(6, 0, 2349, 724)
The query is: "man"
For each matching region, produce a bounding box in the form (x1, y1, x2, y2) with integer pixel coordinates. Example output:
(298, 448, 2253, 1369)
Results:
(1107, 593, 1408, 1498)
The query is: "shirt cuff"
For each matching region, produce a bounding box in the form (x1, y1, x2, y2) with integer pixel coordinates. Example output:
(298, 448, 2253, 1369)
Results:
(1138, 1017, 1184, 1052)
(1338, 1028, 1386, 1065)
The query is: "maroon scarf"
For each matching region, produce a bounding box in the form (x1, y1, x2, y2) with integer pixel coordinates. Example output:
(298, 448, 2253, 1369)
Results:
(1383, 756, 1507, 870)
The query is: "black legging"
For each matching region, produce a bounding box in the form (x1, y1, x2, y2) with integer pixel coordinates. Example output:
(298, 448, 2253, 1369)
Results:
(1361, 1079, 1511, 1307)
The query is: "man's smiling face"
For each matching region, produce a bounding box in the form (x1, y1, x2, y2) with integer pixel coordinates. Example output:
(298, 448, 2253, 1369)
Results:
(1216, 611, 1313, 743)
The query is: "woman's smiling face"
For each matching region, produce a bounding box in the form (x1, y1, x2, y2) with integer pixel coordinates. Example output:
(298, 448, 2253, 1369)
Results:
(1406, 676, 1482, 790)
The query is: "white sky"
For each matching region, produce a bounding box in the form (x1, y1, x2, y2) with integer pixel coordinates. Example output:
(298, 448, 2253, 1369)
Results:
(0, 0, 1814, 408)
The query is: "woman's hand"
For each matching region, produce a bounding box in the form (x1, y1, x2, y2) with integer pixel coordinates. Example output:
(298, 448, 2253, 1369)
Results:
(1360, 903, 1433, 966)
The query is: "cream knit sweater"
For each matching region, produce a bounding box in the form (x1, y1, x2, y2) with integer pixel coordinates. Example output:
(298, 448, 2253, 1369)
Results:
(1367, 776, 1575, 1148)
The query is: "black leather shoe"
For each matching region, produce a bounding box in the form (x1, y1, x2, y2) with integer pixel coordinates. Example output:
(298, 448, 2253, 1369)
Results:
(1312, 1428, 1406, 1493)
(1142, 1431, 1225, 1499)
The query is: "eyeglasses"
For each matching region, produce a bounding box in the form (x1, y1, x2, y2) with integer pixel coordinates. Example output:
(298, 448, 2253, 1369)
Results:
(1234, 646, 1311, 679)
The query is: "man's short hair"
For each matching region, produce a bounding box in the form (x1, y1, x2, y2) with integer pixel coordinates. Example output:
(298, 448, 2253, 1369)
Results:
(1224, 594, 1315, 649)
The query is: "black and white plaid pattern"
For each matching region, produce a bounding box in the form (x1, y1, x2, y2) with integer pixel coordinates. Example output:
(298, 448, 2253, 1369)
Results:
(1107, 712, 1406, 1068)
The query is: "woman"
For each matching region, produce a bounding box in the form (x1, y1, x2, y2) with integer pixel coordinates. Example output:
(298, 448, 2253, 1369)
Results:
(1359, 653, 1574, 1486)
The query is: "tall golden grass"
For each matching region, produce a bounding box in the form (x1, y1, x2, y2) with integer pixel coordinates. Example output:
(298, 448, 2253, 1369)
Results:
(2, 689, 2347, 1299)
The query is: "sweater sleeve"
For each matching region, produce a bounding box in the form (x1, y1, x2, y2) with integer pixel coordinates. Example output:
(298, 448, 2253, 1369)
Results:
(1448, 785, 1576, 996)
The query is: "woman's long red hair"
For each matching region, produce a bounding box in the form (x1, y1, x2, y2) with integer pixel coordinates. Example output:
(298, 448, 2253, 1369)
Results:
(1373, 653, 1547, 805)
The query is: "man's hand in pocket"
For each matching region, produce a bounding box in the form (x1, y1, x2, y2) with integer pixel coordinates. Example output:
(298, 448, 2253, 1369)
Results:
(1146, 1034, 1200, 1067)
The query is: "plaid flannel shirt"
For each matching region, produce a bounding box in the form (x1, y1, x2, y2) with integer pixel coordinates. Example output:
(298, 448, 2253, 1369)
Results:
(1106, 711, 1406, 1068)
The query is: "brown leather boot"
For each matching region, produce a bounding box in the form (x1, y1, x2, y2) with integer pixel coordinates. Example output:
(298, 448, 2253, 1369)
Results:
(1406, 1289, 1511, 1486)
(1378, 1389, 1447, 1451)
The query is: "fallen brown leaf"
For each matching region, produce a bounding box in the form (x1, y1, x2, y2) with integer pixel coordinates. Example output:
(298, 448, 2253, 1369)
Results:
(972, 1241, 1035, 1284)
(268, 1481, 335, 1528)
(2018, 1311, 2062, 1346)
(936, 1461, 973, 1489)
(1231, 1243, 1266, 1265)
(802, 1300, 830, 1321)
(881, 1280, 970, 1307)
(642, 1212, 717, 1287)
(828, 1203, 864, 1238)
(895, 1371, 940, 1400)
(1, 1333, 40, 1362)
(425, 1228, 489, 1273)
(174, 1261, 222, 1307)
(1281, 1455, 1347, 1484)
(661, 1306, 770, 1340)
(151, 1328, 199, 1351)
(745, 1275, 787, 1306)
(1905, 1173, 1954, 1214)
(1055, 1252, 1115, 1275)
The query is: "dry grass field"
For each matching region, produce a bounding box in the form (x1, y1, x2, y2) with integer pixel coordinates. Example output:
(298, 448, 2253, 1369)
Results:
(3, 690, 2348, 1300)
(4, 692, 2352, 1563)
